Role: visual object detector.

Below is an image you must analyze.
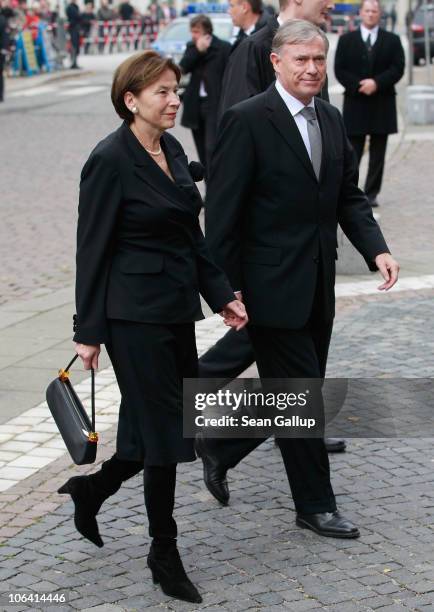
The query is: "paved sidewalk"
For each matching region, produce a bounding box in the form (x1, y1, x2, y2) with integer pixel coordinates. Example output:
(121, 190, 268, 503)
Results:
(1, 288, 434, 611)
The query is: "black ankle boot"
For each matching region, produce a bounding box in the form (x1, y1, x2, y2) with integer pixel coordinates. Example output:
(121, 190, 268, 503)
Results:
(58, 455, 143, 547)
(58, 475, 107, 547)
(147, 540, 202, 604)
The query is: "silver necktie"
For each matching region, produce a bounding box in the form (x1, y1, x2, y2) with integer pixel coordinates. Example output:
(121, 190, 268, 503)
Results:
(300, 106, 322, 180)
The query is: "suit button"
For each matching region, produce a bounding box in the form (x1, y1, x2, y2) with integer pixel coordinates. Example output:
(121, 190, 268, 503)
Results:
(313, 257, 319, 264)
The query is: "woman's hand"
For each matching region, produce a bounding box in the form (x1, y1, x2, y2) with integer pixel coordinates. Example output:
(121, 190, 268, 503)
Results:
(75, 342, 101, 370)
(220, 299, 248, 331)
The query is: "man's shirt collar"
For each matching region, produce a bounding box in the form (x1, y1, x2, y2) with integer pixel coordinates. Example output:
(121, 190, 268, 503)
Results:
(275, 79, 315, 116)
(360, 24, 379, 42)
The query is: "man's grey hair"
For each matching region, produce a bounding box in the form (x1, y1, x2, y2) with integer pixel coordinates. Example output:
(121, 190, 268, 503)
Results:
(271, 19, 329, 56)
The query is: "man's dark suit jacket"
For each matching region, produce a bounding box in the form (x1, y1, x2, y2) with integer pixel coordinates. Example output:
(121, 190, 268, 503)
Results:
(179, 35, 231, 131)
(74, 122, 234, 345)
(218, 17, 329, 118)
(334, 28, 405, 136)
(206, 85, 389, 329)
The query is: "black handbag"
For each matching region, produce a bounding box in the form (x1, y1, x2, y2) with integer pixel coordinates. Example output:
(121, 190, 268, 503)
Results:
(46, 354, 98, 465)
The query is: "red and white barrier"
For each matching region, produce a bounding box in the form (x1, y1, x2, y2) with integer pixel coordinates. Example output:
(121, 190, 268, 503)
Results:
(66, 19, 160, 54)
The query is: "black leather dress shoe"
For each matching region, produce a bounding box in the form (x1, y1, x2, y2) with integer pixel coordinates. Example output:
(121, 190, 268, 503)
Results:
(195, 434, 229, 505)
(325, 438, 346, 453)
(296, 511, 360, 538)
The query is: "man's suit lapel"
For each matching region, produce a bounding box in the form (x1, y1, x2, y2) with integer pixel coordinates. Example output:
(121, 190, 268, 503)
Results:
(119, 122, 194, 210)
(315, 101, 334, 184)
(265, 86, 317, 182)
(371, 28, 385, 65)
(356, 27, 371, 67)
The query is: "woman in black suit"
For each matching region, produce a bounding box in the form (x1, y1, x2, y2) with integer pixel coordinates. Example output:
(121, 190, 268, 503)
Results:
(58, 50, 247, 604)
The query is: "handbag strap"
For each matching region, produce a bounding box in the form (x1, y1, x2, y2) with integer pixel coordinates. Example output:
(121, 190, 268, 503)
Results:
(65, 354, 79, 371)
(59, 354, 97, 436)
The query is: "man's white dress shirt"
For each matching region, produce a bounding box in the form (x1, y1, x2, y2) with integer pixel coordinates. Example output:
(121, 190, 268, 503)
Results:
(360, 24, 379, 45)
(275, 79, 316, 162)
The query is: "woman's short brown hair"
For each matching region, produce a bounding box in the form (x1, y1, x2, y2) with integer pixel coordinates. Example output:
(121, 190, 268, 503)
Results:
(111, 50, 181, 123)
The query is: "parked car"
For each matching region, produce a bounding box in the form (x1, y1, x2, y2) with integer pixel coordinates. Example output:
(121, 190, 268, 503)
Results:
(152, 14, 236, 67)
(410, 4, 434, 65)
(329, 13, 351, 33)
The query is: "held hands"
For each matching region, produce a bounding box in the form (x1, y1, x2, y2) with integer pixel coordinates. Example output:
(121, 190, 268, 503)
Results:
(75, 342, 101, 370)
(196, 34, 212, 52)
(375, 253, 399, 291)
(358, 79, 378, 95)
(220, 298, 248, 331)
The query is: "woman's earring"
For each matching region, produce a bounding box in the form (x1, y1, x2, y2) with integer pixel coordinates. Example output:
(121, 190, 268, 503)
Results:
(132, 106, 138, 114)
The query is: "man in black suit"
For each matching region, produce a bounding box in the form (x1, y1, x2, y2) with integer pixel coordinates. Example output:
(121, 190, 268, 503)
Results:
(180, 15, 231, 179)
(228, 0, 269, 54)
(196, 0, 345, 500)
(334, 0, 405, 207)
(205, 19, 399, 537)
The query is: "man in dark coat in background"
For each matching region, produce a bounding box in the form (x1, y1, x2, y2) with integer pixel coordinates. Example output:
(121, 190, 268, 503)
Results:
(334, 0, 405, 207)
(218, 0, 334, 117)
(180, 14, 231, 179)
(66, 0, 82, 69)
(228, 0, 269, 54)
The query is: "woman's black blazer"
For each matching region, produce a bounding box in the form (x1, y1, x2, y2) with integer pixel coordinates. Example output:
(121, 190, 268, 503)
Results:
(73, 121, 234, 345)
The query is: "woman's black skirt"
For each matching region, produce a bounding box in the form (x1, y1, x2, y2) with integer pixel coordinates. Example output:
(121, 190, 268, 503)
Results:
(106, 320, 197, 466)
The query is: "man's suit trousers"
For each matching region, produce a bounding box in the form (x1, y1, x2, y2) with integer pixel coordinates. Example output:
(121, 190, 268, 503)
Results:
(198, 291, 337, 514)
(349, 134, 388, 202)
(191, 98, 218, 180)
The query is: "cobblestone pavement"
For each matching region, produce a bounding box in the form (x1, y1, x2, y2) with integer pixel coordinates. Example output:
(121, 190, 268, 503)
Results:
(0, 290, 434, 611)
(1, 50, 434, 612)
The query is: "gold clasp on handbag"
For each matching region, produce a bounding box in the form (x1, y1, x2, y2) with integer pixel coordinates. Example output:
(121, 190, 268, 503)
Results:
(88, 431, 99, 443)
(58, 369, 70, 382)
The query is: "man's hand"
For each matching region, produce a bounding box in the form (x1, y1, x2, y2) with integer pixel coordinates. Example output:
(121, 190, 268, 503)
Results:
(196, 33, 212, 52)
(220, 299, 248, 331)
(358, 79, 378, 95)
(375, 253, 399, 290)
(75, 342, 101, 370)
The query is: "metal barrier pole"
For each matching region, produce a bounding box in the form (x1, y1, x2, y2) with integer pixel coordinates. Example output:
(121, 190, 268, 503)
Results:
(422, 0, 432, 84)
(408, 0, 414, 85)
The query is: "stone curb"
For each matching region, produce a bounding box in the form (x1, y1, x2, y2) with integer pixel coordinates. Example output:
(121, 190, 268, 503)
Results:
(5, 70, 94, 94)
